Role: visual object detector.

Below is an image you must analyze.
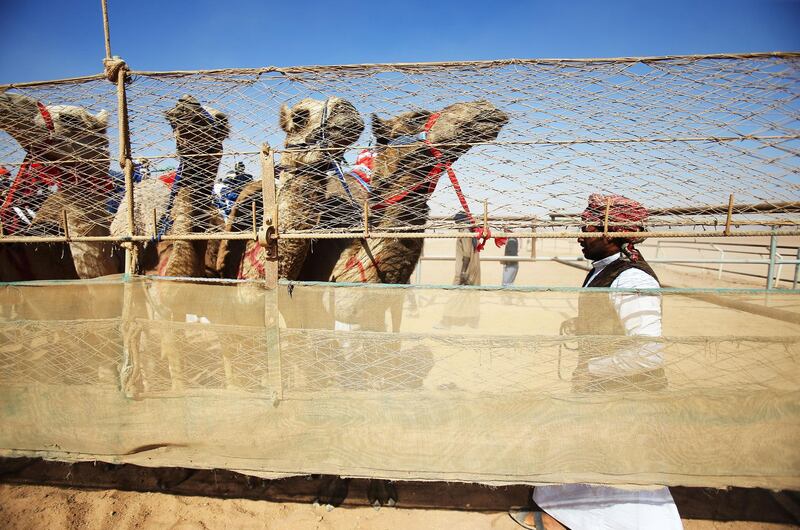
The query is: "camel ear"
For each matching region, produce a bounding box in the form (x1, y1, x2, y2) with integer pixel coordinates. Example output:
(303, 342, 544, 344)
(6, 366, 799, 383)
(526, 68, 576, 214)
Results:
(371, 113, 389, 143)
(279, 104, 291, 133)
(94, 109, 109, 129)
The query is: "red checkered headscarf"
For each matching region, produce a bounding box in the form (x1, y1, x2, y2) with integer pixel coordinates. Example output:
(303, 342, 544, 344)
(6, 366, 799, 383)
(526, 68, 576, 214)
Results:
(581, 193, 648, 261)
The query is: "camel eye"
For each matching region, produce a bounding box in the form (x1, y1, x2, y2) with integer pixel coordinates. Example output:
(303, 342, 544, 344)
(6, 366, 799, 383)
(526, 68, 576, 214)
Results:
(292, 109, 310, 129)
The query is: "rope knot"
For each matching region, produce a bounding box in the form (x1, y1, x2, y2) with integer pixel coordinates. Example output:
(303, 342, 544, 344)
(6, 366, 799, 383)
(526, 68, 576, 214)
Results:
(103, 56, 128, 83)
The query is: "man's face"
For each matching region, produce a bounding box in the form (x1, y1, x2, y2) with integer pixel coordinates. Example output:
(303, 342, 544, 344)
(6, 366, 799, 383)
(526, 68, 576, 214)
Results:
(578, 225, 620, 261)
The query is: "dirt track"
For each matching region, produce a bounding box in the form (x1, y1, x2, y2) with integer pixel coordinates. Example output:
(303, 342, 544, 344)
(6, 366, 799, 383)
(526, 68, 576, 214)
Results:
(1, 479, 798, 529)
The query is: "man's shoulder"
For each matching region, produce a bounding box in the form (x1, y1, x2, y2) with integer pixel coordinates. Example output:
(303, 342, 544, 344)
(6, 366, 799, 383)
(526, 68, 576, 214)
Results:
(611, 267, 661, 289)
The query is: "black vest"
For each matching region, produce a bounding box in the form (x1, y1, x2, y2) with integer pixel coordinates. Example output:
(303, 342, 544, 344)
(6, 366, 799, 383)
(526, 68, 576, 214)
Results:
(576, 256, 659, 336)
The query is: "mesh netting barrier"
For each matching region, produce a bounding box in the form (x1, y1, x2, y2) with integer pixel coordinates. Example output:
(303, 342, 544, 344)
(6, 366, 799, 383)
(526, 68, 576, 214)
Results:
(1, 278, 798, 488)
(1, 54, 798, 251)
(1, 52, 798, 489)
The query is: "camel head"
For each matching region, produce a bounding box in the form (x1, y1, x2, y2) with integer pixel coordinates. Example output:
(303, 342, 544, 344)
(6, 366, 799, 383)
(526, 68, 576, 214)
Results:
(279, 97, 364, 168)
(165, 95, 230, 158)
(0, 90, 109, 162)
(368, 100, 508, 214)
(372, 99, 508, 162)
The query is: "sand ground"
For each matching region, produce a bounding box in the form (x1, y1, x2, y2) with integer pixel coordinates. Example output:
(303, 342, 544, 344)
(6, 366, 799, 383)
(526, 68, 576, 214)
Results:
(1, 483, 797, 530)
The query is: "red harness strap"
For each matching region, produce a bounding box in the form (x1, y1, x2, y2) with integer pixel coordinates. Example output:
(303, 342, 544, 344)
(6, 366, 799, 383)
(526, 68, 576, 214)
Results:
(370, 112, 493, 250)
(36, 102, 55, 132)
(240, 243, 267, 279)
(0, 155, 65, 234)
(343, 252, 380, 282)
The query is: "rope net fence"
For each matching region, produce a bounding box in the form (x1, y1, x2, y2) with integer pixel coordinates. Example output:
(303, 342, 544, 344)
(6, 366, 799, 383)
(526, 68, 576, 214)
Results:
(0, 279, 798, 487)
(1, 54, 798, 255)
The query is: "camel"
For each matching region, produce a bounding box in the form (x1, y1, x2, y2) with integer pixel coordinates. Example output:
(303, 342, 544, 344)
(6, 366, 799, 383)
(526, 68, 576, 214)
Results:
(328, 100, 509, 311)
(217, 96, 364, 281)
(0, 90, 120, 280)
(111, 95, 230, 393)
(111, 94, 229, 277)
(307, 101, 509, 508)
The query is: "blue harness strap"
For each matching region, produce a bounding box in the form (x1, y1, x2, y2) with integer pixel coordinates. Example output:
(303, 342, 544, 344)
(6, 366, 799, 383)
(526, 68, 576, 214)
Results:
(331, 160, 356, 203)
(331, 158, 374, 204)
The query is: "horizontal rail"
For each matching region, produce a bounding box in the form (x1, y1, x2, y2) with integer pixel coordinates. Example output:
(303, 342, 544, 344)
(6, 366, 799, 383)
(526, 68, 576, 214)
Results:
(657, 240, 800, 250)
(4, 52, 798, 88)
(420, 255, 800, 265)
(549, 201, 800, 219)
(111, 52, 800, 77)
(76, 133, 800, 162)
(2, 229, 799, 244)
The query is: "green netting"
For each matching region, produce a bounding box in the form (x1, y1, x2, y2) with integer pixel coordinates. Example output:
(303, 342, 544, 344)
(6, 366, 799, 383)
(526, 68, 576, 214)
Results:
(1, 278, 797, 488)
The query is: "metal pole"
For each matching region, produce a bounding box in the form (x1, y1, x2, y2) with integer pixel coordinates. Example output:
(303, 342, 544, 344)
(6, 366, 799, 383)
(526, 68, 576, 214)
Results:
(794, 247, 800, 290)
(711, 244, 724, 279)
(415, 245, 423, 284)
(766, 230, 778, 290)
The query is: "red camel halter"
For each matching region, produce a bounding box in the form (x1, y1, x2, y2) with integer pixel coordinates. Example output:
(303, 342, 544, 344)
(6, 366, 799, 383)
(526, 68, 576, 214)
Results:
(0, 101, 113, 235)
(0, 102, 61, 234)
(370, 112, 491, 250)
(340, 113, 499, 281)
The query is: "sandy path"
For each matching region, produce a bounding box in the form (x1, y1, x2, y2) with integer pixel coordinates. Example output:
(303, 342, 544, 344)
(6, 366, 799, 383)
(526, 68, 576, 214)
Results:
(1, 484, 796, 530)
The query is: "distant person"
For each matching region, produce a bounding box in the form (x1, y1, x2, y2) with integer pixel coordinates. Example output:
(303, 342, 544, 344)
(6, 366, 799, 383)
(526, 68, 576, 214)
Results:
(502, 235, 519, 286)
(452, 210, 481, 287)
(138, 158, 151, 180)
(214, 161, 253, 220)
(510, 193, 680, 530)
(437, 211, 481, 329)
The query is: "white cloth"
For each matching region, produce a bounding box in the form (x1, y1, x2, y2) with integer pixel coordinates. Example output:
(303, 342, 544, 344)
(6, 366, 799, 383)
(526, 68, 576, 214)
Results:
(533, 484, 683, 530)
(533, 253, 682, 530)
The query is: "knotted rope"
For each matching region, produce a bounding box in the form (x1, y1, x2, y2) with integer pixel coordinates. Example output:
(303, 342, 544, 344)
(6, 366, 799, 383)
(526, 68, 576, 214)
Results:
(103, 56, 128, 83)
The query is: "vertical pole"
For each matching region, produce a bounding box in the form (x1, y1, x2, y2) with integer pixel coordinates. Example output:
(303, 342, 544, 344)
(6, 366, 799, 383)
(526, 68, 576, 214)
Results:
(114, 64, 135, 275)
(415, 248, 423, 284)
(724, 194, 735, 236)
(793, 247, 799, 290)
(766, 230, 778, 290)
(105, 38, 137, 392)
(259, 143, 278, 289)
(530, 218, 537, 259)
(100, 0, 112, 60)
(260, 144, 282, 405)
(363, 199, 370, 238)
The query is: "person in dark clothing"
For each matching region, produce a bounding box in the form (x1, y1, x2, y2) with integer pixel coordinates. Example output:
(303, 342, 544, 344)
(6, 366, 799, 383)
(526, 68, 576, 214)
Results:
(436, 211, 481, 329)
(214, 161, 253, 220)
(502, 235, 519, 286)
(510, 193, 681, 530)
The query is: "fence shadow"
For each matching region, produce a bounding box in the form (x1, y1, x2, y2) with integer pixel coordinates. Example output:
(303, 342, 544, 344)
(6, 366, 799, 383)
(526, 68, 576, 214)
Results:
(0, 458, 797, 524)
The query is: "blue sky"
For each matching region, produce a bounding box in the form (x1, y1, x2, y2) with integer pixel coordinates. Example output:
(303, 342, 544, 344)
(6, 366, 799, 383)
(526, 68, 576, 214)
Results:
(1, 0, 799, 84)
